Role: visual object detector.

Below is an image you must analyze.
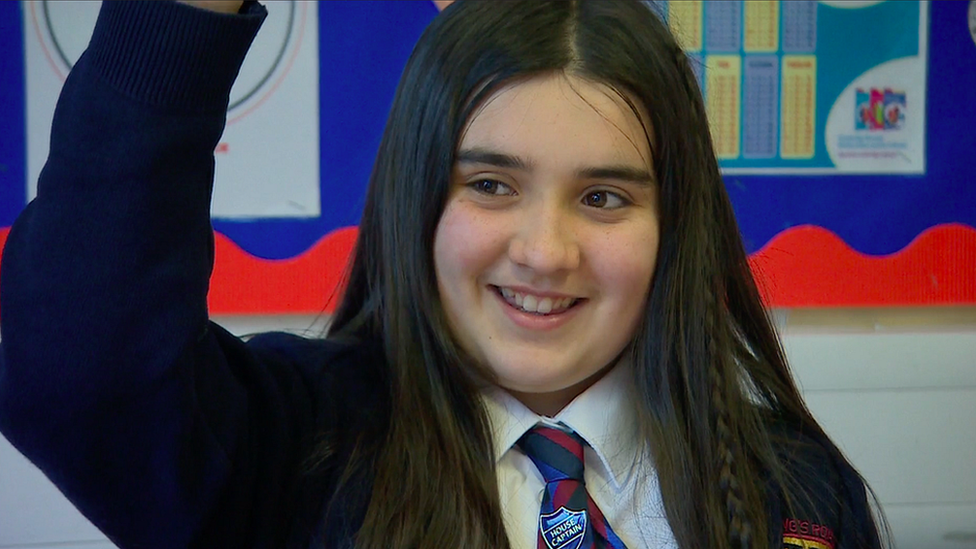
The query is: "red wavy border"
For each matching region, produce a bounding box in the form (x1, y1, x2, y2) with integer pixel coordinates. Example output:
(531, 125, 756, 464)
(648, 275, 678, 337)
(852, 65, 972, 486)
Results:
(748, 223, 976, 307)
(1, 223, 973, 313)
(208, 227, 357, 314)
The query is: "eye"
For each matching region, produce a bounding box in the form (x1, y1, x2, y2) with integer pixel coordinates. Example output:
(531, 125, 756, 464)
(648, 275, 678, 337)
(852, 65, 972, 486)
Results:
(582, 190, 629, 209)
(469, 179, 515, 196)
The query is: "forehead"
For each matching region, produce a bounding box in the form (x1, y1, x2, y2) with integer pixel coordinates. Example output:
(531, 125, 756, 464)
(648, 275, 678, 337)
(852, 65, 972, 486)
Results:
(459, 74, 653, 169)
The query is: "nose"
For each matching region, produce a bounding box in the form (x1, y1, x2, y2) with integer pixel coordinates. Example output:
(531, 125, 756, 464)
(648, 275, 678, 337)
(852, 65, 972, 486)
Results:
(508, 205, 580, 275)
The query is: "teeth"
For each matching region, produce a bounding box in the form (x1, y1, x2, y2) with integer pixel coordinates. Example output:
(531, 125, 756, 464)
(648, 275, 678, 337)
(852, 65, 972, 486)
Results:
(496, 287, 577, 315)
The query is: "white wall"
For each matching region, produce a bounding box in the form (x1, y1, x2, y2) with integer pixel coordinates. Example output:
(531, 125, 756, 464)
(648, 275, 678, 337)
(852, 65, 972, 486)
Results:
(2, 314, 974, 549)
(783, 328, 976, 549)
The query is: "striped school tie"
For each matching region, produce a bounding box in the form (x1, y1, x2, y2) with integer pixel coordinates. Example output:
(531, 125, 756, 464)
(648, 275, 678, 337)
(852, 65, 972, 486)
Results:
(518, 425, 628, 549)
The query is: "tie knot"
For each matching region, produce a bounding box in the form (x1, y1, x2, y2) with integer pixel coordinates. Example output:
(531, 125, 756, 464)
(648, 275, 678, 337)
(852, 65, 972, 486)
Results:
(517, 425, 586, 483)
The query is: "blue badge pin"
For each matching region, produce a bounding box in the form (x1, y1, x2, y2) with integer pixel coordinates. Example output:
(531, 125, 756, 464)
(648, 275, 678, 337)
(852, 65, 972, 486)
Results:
(540, 507, 587, 549)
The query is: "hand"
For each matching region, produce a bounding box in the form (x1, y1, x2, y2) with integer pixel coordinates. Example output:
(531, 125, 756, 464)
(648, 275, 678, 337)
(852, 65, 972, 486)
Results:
(177, 1, 244, 15)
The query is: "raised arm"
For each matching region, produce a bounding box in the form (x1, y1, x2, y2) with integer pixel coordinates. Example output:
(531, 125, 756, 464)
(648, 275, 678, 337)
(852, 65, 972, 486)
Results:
(0, 2, 327, 547)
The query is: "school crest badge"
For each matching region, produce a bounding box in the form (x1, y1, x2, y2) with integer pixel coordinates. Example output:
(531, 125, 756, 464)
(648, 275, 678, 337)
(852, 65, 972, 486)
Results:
(781, 517, 836, 549)
(540, 507, 587, 549)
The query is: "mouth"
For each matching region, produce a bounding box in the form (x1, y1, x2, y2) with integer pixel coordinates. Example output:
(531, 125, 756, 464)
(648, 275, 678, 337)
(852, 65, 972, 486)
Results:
(490, 285, 583, 315)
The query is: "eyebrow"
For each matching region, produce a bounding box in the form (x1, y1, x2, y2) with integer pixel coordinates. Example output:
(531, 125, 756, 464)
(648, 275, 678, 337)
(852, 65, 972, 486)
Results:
(456, 148, 531, 171)
(456, 147, 654, 185)
(577, 165, 655, 185)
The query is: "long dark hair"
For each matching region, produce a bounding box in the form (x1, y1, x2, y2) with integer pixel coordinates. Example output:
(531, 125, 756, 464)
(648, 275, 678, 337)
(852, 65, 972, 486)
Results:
(326, 1, 883, 548)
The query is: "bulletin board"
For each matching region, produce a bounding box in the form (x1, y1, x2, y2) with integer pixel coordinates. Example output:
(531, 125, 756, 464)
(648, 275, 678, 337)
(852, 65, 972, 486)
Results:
(0, 0, 974, 314)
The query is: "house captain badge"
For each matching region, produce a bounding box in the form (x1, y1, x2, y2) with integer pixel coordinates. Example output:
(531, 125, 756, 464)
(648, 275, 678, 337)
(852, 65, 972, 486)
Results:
(541, 507, 587, 549)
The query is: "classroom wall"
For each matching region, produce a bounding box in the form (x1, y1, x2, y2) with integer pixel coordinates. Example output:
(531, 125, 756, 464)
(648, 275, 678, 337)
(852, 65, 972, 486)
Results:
(1, 313, 974, 549)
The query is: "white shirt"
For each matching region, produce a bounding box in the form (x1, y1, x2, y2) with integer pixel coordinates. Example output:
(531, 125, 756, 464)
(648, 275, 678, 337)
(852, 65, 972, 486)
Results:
(483, 361, 679, 549)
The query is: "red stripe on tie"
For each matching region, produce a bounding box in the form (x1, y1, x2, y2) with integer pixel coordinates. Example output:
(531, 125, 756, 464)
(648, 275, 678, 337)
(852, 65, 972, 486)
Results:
(540, 427, 585, 461)
(587, 494, 610, 539)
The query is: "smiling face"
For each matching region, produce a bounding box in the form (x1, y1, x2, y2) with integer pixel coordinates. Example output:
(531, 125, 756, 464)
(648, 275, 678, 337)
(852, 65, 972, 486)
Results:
(433, 73, 660, 415)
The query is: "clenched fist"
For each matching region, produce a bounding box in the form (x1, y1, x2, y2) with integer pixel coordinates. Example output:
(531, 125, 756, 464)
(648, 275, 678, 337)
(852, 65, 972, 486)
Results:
(177, 1, 244, 15)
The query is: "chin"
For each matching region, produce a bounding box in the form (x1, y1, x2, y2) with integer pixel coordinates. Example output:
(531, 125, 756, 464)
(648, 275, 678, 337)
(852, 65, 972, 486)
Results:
(487, 348, 597, 386)
(493, 367, 583, 395)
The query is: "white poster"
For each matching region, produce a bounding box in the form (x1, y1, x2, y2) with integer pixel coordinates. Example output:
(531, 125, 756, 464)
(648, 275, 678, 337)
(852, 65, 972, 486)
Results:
(24, 0, 321, 219)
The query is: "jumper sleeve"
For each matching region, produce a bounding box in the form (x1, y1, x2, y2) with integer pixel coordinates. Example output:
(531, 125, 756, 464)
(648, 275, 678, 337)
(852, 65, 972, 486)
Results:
(0, 2, 327, 547)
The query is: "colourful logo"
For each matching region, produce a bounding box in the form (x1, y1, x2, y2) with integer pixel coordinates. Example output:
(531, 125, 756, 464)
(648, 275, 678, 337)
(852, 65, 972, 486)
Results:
(540, 507, 587, 549)
(855, 87, 906, 130)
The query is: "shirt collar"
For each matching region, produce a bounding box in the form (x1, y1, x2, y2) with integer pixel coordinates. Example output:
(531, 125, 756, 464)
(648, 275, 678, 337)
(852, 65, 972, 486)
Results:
(481, 357, 642, 490)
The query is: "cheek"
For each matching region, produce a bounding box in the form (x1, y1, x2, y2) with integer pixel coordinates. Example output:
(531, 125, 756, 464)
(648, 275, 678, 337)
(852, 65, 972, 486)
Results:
(589, 225, 659, 302)
(590, 230, 658, 349)
(433, 201, 506, 295)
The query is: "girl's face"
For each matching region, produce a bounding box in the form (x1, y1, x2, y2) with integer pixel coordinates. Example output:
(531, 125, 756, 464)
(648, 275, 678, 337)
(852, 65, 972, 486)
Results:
(433, 74, 660, 416)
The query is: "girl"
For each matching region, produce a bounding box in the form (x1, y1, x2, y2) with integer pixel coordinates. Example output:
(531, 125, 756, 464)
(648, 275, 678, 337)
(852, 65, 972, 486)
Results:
(0, 1, 885, 548)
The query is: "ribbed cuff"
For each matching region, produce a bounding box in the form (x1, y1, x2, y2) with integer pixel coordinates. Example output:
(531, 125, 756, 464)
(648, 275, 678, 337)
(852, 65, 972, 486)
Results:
(86, 0, 268, 114)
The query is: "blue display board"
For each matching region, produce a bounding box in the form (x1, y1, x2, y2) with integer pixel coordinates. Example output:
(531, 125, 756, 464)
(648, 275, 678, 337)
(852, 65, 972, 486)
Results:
(1, 1, 974, 310)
